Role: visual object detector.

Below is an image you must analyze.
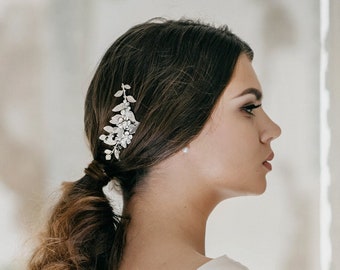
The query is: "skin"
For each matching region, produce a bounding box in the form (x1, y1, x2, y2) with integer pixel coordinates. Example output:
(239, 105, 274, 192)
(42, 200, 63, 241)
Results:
(119, 54, 281, 270)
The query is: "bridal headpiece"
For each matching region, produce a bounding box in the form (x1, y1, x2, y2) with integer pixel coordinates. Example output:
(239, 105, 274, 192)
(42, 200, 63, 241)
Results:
(99, 83, 140, 160)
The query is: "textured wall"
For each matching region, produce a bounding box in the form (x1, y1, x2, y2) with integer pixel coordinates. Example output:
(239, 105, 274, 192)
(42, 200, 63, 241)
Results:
(0, 0, 329, 269)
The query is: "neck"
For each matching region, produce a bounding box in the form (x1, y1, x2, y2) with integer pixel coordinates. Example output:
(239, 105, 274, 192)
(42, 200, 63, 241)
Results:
(119, 152, 227, 269)
(122, 174, 220, 262)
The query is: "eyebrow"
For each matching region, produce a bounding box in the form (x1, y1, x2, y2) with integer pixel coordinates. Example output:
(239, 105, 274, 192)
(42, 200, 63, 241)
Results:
(236, 87, 263, 101)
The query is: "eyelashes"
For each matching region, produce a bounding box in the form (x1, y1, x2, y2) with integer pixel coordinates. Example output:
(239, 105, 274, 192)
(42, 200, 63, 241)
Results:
(241, 103, 262, 116)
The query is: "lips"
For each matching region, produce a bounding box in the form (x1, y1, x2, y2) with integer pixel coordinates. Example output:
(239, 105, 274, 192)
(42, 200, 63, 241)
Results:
(263, 152, 274, 171)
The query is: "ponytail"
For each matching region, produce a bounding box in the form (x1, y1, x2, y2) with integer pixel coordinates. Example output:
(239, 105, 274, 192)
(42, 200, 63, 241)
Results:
(29, 160, 125, 270)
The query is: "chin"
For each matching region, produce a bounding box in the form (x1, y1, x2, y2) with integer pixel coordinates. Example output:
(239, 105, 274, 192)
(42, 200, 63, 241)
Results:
(224, 184, 267, 199)
(241, 178, 267, 196)
(219, 176, 267, 198)
(251, 179, 267, 195)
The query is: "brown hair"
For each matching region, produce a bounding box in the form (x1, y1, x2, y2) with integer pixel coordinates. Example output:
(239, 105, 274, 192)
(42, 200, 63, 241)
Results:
(29, 18, 253, 269)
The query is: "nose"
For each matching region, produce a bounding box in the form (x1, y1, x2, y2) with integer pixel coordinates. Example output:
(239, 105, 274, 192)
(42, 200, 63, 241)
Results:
(260, 113, 281, 144)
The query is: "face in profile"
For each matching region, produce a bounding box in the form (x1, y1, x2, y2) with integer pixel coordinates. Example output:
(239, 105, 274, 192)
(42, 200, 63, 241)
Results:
(185, 53, 281, 198)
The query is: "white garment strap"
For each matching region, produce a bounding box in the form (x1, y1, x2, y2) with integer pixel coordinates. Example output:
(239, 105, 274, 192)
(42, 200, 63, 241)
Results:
(197, 255, 249, 270)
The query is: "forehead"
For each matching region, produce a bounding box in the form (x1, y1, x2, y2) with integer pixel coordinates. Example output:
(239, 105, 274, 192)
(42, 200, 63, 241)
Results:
(223, 54, 262, 99)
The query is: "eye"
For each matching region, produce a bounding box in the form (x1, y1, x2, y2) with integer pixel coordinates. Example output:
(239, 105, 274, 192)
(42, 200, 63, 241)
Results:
(241, 104, 262, 116)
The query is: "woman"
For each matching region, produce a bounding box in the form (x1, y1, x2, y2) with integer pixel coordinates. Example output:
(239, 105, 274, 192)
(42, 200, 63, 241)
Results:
(29, 18, 281, 269)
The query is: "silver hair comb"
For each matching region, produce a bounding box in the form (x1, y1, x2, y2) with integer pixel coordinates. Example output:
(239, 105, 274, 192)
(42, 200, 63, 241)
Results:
(99, 83, 140, 160)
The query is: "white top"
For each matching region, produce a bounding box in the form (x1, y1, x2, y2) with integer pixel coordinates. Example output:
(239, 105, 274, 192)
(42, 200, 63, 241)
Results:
(197, 255, 249, 270)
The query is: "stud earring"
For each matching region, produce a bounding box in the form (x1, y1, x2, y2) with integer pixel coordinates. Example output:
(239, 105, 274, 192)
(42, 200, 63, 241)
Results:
(182, 147, 189, 153)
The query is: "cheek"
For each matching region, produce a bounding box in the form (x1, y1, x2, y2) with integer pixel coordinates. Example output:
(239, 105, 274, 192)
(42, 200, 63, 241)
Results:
(212, 121, 259, 166)
(211, 129, 252, 177)
(190, 120, 259, 180)
(211, 124, 267, 195)
(188, 116, 267, 196)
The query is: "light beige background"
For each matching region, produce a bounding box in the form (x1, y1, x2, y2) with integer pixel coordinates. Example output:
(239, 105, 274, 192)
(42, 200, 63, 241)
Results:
(0, 0, 338, 269)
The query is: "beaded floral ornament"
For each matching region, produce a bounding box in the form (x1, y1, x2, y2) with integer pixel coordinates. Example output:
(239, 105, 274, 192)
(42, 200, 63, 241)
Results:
(99, 83, 140, 160)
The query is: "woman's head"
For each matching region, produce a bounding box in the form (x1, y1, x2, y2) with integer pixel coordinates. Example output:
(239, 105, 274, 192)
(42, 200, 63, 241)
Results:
(85, 19, 253, 199)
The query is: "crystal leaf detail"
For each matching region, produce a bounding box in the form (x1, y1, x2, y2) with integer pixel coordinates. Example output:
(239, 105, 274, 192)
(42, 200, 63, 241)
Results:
(99, 83, 140, 160)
